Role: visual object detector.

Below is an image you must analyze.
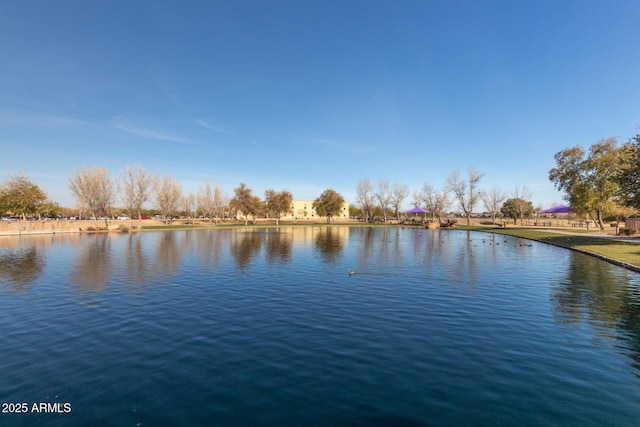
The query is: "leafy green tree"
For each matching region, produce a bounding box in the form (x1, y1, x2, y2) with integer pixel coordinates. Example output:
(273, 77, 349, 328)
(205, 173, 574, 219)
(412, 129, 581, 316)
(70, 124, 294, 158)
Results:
(0, 173, 48, 220)
(618, 134, 640, 210)
(313, 189, 345, 223)
(265, 189, 293, 225)
(230, 183, 261, 225)
(549, 138, 624, 230)
(40, 200, 60, 218)
(501, 198, 533, 225)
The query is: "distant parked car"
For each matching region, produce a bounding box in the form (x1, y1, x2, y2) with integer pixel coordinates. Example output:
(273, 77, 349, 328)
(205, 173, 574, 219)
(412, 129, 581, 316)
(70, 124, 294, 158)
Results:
(140, 215, 151, 220)
(117, 216, 130, 220)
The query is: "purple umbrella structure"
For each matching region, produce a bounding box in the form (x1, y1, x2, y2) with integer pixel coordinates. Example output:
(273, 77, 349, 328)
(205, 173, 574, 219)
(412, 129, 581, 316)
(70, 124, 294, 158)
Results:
(405, 207, 429, 214)
(538, 204, 573, 214)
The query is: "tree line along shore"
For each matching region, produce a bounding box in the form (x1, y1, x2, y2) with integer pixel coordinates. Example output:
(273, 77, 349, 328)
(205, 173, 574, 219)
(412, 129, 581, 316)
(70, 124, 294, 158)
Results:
(2, 131, 640, 232)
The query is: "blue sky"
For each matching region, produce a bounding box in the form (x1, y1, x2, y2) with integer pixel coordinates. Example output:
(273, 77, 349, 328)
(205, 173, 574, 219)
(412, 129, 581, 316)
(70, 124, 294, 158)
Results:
(1, 0, 639, 210)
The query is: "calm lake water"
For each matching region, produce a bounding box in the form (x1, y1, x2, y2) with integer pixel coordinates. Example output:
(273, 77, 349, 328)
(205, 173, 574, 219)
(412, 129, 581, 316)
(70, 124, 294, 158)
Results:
(1, 226, 640, 426)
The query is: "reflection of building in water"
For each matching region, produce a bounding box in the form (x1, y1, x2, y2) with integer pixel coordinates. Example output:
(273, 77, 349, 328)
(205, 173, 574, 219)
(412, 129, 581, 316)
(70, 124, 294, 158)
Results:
(287, 225, 350, 247)
(229, 226, 350, 269)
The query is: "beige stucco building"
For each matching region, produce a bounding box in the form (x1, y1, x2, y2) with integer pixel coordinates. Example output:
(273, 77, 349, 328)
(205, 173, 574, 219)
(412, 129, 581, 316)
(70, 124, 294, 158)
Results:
(235, 200, 350, 222)
(282, 200, 350, 221)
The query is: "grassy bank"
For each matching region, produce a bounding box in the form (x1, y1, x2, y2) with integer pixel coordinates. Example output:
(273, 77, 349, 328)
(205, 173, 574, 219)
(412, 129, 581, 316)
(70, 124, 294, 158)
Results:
(460, 226, 640, 271)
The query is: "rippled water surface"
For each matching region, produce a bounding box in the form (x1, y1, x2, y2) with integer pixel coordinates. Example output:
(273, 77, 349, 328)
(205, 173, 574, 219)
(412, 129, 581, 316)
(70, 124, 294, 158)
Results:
(1, 227, 640, 426)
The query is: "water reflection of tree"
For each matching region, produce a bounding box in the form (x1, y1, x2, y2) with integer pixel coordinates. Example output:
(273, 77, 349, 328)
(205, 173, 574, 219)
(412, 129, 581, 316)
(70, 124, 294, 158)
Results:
(450, 230, 479, 287)
(355, 227, 404, 270)
(314, 227, 343, 263)
(72, 235, 111, 292)
(552, 255, 640, 375)
(0, 244, 45, 292)
(153, 231, 184, 278)
(195, 230, 227, 271)
(265, 229, 292, 265)
(124, 233, 150, 288)
(231, 230, 263, 270)
(552, 256, 626, 328)
(619, 300, 640, 375)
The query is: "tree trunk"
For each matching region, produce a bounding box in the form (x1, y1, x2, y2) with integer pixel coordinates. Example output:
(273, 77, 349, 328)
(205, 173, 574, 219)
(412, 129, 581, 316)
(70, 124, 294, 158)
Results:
(596, 209, 605, 230)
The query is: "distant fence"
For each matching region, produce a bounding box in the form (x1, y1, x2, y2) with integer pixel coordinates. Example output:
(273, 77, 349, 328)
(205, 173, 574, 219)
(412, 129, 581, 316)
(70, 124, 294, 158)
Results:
(0, 220, 81, 236)
(625, 218, 640, 231)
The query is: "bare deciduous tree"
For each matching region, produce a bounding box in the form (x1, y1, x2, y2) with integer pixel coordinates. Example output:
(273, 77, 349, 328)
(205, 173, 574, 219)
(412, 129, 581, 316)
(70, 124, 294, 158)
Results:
(512, 184, 533, 225)
(390, 183, 408, 219)
(155, 176, 182, 224)
(447, 168, 484, 225)
(181, 193, 197, 219)
(375, 180, 391, 222)
(420, 183, 450, 222)
(68, 166, 116, 227)
(120, 165, 155, 226)
(481, 187, 507, 224)
(199, 182, 215, 222)
(198, 182, 227, 223)
(356, 178, 375, 222)
(410, 190, 423, 210)
(213, 184, 227, 222)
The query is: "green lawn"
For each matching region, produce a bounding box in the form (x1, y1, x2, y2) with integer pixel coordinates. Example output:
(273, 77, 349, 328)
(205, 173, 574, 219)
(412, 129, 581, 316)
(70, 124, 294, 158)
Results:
(460, 226, 640, 270)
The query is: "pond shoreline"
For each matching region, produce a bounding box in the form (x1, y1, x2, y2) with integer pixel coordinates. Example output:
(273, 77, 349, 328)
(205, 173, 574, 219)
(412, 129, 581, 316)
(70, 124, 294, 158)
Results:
(3, 220, 639, 272)
(463, 226, 640, 273)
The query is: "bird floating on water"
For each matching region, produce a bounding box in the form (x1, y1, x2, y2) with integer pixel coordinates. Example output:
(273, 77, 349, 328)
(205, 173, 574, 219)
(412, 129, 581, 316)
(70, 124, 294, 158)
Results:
(348, 270, 357, 276)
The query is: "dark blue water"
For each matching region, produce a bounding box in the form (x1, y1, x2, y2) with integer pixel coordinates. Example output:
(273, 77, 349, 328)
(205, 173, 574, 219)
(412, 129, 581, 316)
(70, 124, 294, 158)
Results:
(1, 227, 640, 426)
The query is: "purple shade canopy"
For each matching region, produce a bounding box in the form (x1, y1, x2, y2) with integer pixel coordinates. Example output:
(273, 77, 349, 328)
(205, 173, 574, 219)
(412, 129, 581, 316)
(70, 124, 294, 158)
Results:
(538, 204, 573, 214)
(405, 207, 429, 214)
